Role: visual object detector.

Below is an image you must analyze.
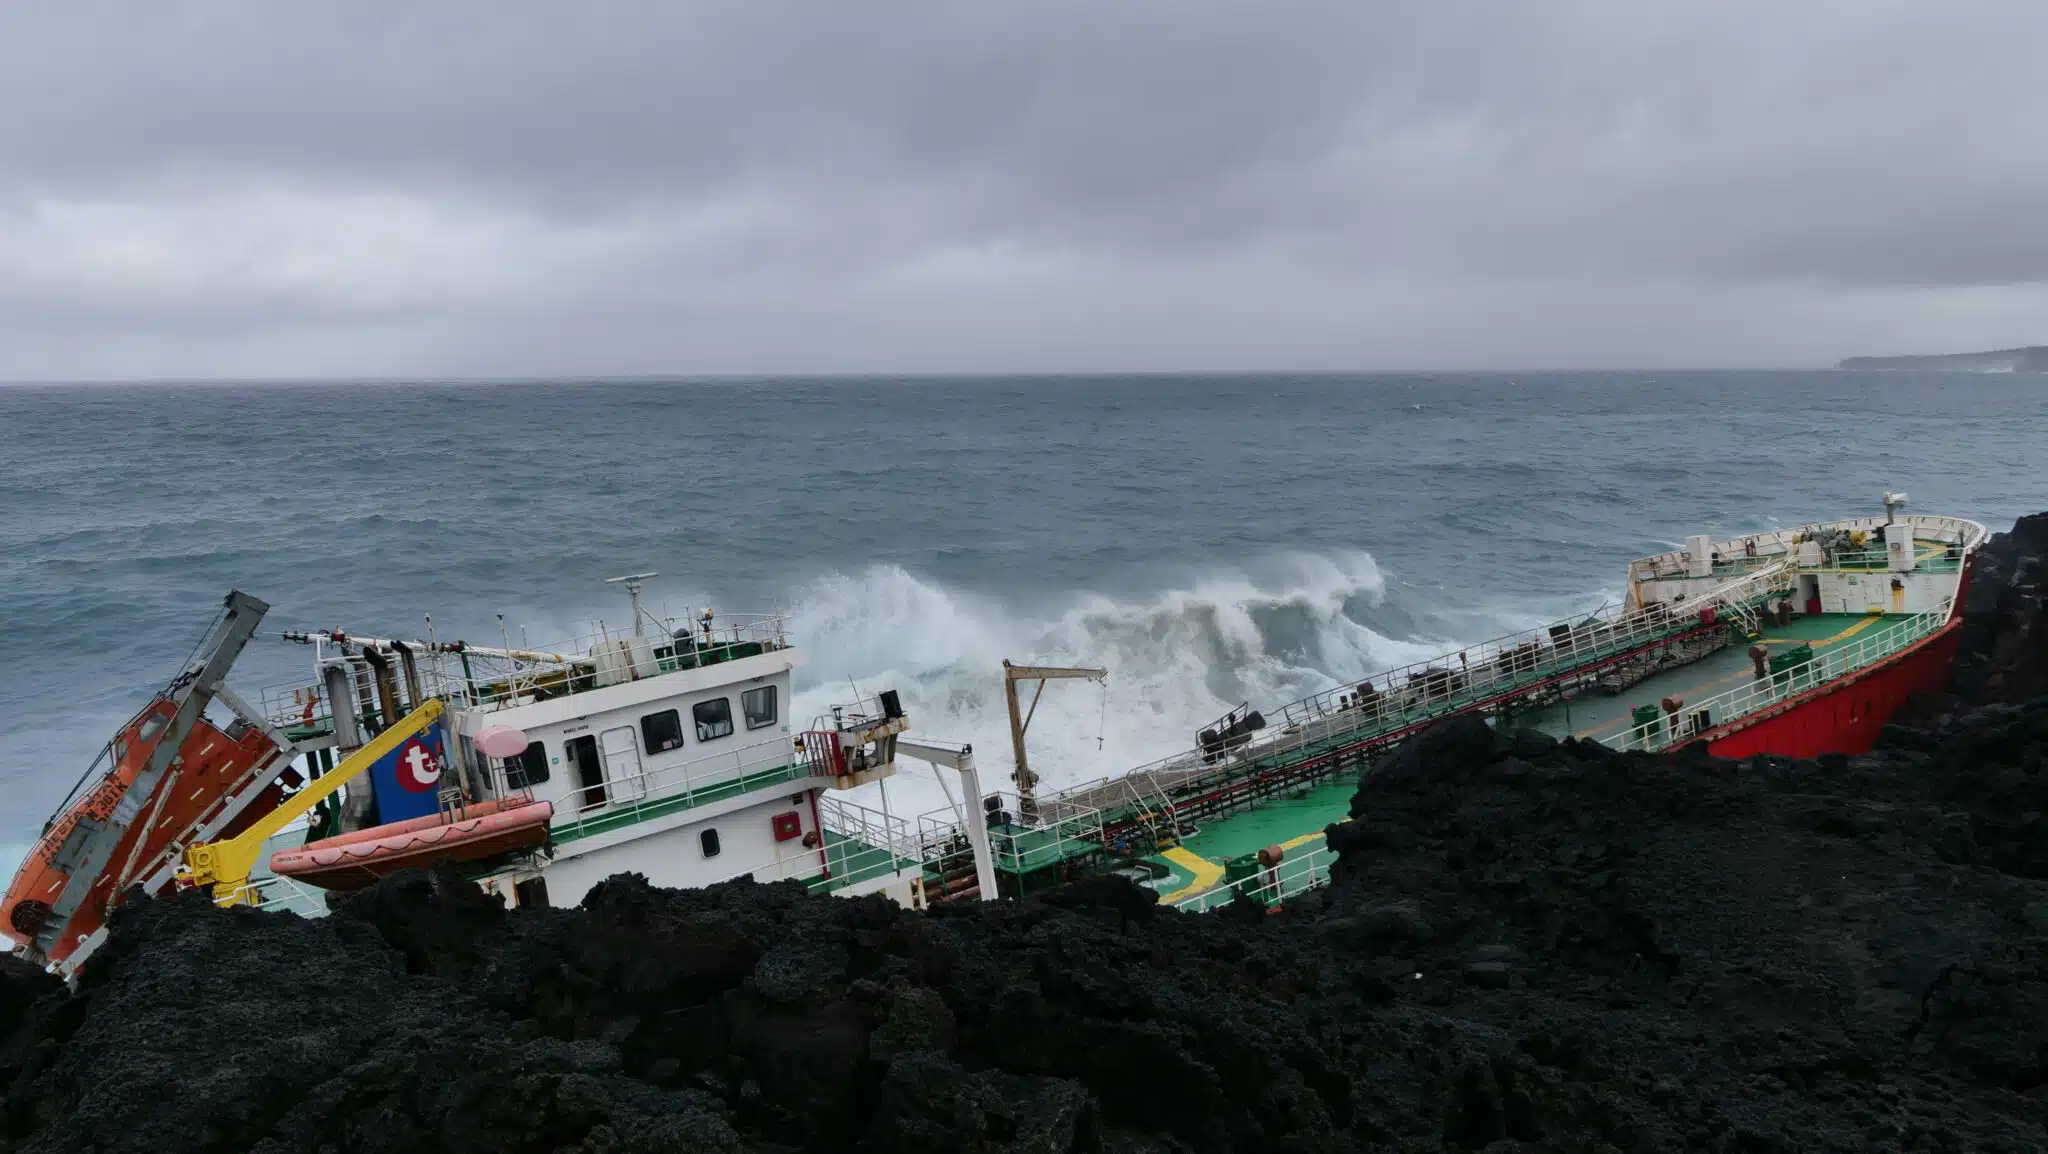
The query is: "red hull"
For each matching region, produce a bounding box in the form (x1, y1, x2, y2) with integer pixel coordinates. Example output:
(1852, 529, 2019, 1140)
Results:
(1702, 622, 1962, 760)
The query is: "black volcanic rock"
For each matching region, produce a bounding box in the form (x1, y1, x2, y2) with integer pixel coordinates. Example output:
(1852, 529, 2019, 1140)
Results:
(5, 515, 2048, 1153)
(1953, 510, 2048, 704)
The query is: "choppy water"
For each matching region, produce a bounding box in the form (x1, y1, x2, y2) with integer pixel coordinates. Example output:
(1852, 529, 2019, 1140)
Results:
(2, 372, 2041, 874)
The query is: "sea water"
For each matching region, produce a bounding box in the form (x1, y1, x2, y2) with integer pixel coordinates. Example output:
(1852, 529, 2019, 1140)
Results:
(2, 371, 2041, 875)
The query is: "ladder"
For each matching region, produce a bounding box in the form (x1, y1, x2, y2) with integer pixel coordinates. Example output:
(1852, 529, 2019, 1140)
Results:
(1670, 560, 1792, 640)
(1120, 772, 1183, 851)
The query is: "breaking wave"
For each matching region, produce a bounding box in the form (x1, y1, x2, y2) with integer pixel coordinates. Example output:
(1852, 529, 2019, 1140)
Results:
(785, 551, 1517, 820)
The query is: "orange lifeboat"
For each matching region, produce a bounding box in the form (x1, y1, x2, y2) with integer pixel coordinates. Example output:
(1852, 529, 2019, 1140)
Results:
(268, 797, 554, 891)
(3, 700, 294, 963)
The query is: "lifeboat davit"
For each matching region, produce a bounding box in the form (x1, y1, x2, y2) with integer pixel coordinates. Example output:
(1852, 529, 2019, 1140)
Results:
(3, 700, 295, 964)
(268, 797, 554, 891)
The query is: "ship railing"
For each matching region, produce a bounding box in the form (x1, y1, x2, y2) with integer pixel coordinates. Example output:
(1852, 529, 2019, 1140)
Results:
(445, 613, 793, 713)
(1064, 591, 1733, 803)
(1630, 515, 1986, 582)
(979, 791, 1107, 875)
(261, 615, 795, 726)
(804, 692, 903, 738)
(1809, 546, 1965, 574)
(1171, 843, 1338, 914)
(906, 786, 1107, 872)
(258, 659, 383, 739)
(545, 737, 801, 832)
(1609, 597, 1955, 753)
(225, 873, 332, 918)
(811, 792, 935, 889)
(700, 844, 841, 889)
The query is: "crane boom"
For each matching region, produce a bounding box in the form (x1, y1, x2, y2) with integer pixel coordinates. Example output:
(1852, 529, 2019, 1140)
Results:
(183, 698, 446, 904)
(1001, 659, 1107, 824)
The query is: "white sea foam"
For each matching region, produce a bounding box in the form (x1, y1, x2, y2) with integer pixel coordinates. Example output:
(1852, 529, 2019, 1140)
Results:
(782, 551, 1528, 822)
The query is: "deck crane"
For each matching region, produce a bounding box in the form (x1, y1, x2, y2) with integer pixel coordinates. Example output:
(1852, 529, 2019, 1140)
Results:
(1002, 659, 1107, 824)
(894, 738, 1000, 901)
(182, 698, 446, 905)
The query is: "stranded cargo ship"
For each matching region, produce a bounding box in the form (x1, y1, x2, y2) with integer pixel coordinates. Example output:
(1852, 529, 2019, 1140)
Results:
(4, 495, 1986, 974)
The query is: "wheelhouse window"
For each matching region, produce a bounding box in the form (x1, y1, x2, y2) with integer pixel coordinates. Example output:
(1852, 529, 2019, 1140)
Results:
(700, 828, 721, 858)
(640, 708, 684, 753)
(693, 697, 734, 742)
(504, 740, 550, 788)
(742, 685, 778, 730)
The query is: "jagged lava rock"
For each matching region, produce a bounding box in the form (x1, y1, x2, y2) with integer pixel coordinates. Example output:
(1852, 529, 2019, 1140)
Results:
(5, 512, 2048, 1152)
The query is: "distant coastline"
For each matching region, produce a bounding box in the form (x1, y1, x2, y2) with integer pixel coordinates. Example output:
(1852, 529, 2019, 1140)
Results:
(1838, 345, 2048, 372)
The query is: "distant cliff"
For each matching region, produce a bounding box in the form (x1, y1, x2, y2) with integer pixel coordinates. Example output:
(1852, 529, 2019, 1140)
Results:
(1838, 345, 2048, 371)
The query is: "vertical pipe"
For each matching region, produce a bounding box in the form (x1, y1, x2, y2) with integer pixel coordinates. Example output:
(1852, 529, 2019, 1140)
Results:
(392, 641, 426, 710)
(958, 758, 1000, 901)
(361, 647, 403, 735)
(322, 663, 363, 753)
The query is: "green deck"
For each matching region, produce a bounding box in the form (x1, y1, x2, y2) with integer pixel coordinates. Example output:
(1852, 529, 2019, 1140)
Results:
(1128, 612, 1900, 907)
(810, 609, 1935, 912)
(1145, 779, 1352, 900)
(802, 616, 1917, 911)
(805, 829, 907, 895)
(1521, 612, 1880, 742)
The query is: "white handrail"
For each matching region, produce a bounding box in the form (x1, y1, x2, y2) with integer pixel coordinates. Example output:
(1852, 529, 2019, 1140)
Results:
(1050, 588, 1749, 815)
(1173, 845, 1337, 913)
(1609, 599, 1954, 753)
(550, 737, 798, 832)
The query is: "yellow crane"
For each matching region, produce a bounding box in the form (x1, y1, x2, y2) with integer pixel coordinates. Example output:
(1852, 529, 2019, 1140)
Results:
(1002, 660, 1106, 824)
(183, 698, 446, 905)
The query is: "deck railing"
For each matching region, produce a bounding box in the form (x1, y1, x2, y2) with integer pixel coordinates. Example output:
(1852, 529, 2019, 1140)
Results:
(259, 613, 794, 733)
(818, 792, 924, 871)
(447, 614, 792, 713)
(231, 873, 333, 917)
(1608, 598, 1955, 753)
(980, 791, 1108, 875)
(1058, 589, 1752, 816)
(547, 737, 799, 841)
(1809, 547, 1964, 574)
(1172, 844, 1338, 913)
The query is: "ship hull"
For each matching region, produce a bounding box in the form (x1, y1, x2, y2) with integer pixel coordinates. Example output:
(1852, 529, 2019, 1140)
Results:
(1701, 621, 1961, 759)
(1699, 547, 1978, 760)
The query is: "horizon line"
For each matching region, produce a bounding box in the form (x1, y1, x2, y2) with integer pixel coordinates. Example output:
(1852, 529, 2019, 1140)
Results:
(0, 365, 1855, 387)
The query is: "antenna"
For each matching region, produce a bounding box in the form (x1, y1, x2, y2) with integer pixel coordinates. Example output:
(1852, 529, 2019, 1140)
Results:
(605, 572, 660, 638)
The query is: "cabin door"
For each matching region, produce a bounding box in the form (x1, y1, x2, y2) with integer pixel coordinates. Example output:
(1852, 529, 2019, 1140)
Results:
(565, 734, 605, 812)
(1862, 575, 1888, 614)
(600, 726, 648, 802)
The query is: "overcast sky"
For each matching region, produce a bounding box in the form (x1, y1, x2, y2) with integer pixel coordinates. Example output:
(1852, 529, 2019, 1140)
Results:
(2, 2, 2043, 379)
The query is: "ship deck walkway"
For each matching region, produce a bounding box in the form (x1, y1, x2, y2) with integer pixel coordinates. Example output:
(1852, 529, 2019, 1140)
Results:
(1522, 612, 1881, 742)
(1122, 611, 1909, 911)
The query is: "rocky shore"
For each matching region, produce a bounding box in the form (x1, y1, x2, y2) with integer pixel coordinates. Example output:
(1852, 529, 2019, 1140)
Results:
(4, 516, 2046, 1153)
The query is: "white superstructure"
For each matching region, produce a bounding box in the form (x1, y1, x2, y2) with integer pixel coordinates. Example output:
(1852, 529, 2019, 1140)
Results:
(258, 577, 951, 912)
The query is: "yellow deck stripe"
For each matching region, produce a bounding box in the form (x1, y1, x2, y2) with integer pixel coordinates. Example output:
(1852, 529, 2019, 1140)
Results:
(1160, 846, 1225, 903)
(1160, 829, 1331, 905)
(1575, 613, 1894, 738)
(1762, 616, 1880, 647)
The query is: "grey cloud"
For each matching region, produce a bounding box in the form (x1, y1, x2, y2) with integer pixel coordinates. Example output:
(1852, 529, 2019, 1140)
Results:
(1, 1, 2045, 377)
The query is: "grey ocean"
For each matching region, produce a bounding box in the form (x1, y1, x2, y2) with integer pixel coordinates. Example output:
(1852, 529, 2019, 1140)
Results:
(2, 372, 2041, 872)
